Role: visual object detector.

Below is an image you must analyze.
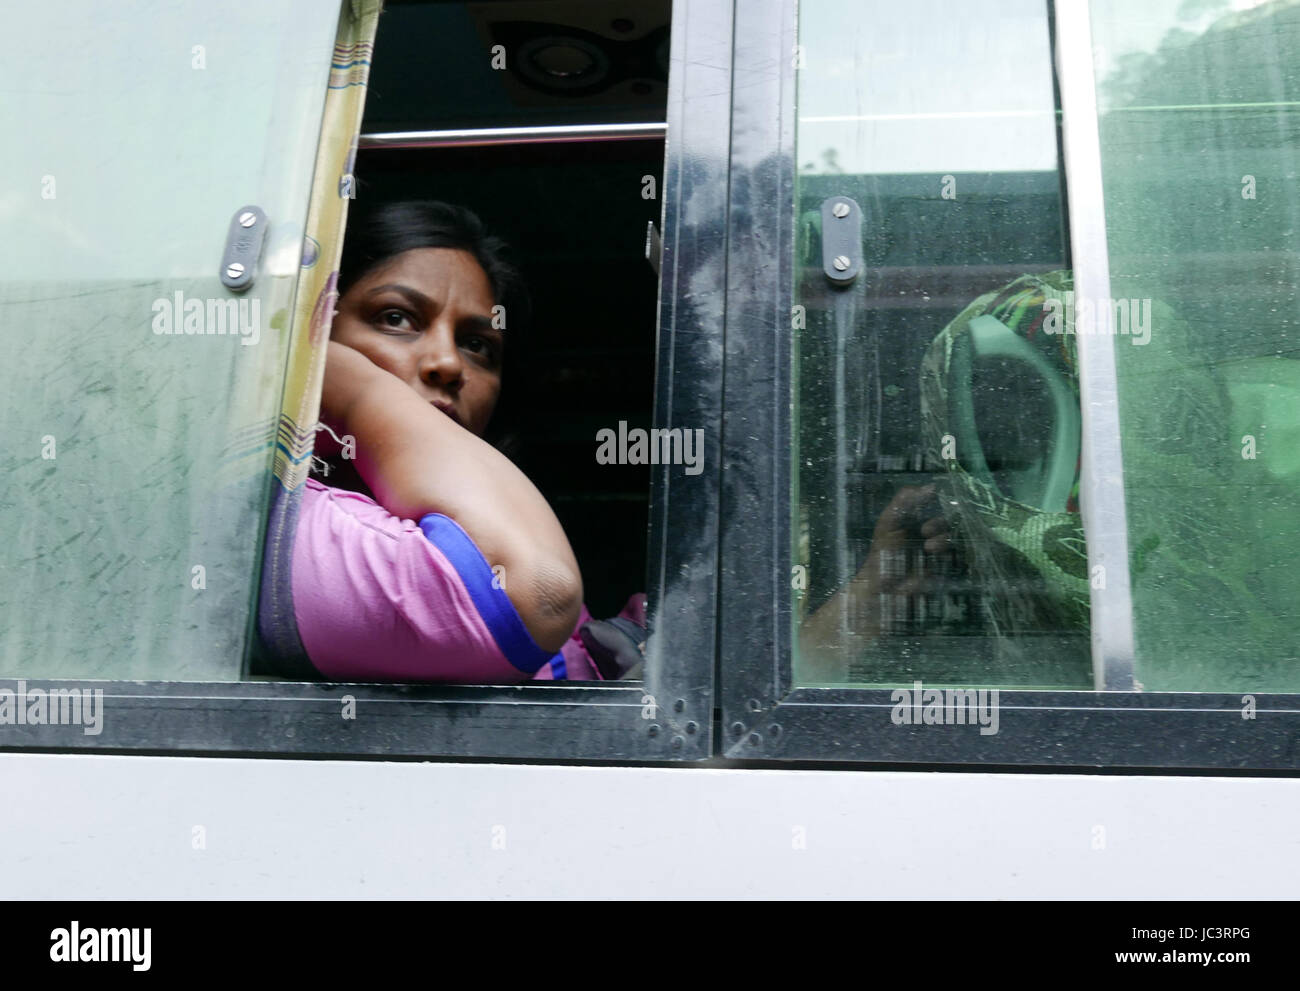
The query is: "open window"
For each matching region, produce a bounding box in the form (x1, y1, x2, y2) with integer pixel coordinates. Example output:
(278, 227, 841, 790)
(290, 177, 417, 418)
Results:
(1, 0, 725, 761)
(316, 0, 670, 651)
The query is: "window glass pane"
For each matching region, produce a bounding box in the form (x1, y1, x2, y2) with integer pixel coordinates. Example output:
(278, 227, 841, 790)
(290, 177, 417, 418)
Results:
(791, 0, 1091, 687)
(1092, 0, 1300, 691)
(0, 2, 338, 678)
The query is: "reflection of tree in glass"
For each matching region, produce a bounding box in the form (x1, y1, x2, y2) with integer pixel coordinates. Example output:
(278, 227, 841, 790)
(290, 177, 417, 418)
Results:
(1094, 0, 1300, 691)
(1100, 0, 1298, 119)
(800, 147, 845, 174)
(1176, 0, 1230, 20)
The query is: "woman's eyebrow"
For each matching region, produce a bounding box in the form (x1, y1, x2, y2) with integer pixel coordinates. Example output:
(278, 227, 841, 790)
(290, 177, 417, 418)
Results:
(364, 284, 500, 332)
(461, 314, 501, 335)
(365, 284, 433, 312)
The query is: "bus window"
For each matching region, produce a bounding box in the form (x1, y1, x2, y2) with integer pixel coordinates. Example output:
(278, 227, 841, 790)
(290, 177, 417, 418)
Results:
(250, 0, 670, 684)
(791, 0, 1300, 696)
(0, 1, 345, 680)
(792, 0, 1086, 688)
(1, 0, 721, 760)
(1093, 0, 1300, 692)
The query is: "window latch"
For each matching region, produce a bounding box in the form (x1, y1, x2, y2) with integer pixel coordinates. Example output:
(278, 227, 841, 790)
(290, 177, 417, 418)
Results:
(820, 196, 862, 287)
(645, 220, 663, 277)
(219, 205, 269, 292)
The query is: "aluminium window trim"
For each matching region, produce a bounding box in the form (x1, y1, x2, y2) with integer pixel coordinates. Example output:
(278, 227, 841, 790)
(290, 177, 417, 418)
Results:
(359, 122, 667, 149)
(1053, 0, 1137, 692)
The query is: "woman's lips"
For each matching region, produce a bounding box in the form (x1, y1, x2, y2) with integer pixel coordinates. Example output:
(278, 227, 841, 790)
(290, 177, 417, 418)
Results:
(431, 402, 463, 427)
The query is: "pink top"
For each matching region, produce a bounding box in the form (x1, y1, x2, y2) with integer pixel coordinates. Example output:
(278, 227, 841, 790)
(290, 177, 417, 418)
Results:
(290, 477, 645, 682)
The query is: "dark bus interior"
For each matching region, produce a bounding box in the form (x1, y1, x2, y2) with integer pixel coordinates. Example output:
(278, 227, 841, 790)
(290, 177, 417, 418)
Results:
(353, 0, 669, 618)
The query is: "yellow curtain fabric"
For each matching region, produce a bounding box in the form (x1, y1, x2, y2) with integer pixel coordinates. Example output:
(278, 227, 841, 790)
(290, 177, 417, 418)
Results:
(254, 0, 383, 677)
(274, 0, 382, 491)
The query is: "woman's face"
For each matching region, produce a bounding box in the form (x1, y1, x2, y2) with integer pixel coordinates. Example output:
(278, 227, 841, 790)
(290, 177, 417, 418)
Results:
(331, 247, 504, 437)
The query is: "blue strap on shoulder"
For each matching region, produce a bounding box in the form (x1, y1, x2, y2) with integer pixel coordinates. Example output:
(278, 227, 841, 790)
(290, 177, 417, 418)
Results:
(417, 513, 564, 675)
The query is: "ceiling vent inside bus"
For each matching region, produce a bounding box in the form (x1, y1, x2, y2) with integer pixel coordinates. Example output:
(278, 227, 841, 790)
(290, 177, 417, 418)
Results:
(363, 0, 670, 131)
(469, 0, 669, 106)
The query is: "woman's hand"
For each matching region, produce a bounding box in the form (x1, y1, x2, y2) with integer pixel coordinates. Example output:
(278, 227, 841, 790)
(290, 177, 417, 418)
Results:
(858, 483, 952, 616)
(797, 483, 954, 681)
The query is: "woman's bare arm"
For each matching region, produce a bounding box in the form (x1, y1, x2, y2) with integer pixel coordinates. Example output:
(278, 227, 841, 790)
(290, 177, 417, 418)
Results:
(320, 340, 583, 653)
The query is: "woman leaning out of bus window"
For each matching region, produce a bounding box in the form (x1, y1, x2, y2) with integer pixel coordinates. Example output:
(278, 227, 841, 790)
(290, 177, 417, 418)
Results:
(294, 200, 646, 683)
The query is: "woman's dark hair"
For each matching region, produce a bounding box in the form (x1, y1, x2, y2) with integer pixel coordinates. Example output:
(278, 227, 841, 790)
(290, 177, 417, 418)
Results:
(338, 200, 531, 331)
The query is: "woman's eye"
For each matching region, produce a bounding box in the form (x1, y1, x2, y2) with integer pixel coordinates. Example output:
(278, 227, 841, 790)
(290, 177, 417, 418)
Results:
(464, 336, 499, 361)
(376, 309, 414, 332)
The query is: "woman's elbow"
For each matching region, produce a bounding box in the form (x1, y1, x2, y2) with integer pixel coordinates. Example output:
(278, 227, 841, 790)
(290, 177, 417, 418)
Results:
(512, 560, 584, 655)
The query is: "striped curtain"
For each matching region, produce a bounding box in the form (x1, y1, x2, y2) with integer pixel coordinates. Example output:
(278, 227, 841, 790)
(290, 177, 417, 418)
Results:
(254, 0, 383, 677)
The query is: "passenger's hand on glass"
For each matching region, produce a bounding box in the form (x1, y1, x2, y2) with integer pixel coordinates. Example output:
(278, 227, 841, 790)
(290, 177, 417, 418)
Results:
(797, 483, 954, 681)
(848, 483, 951, 636)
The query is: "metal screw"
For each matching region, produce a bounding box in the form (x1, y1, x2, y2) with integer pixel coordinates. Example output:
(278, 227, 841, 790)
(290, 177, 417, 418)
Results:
(673, 699, 685, 713)
(225, 263, 245, 280)
(647, 723, 660, 738)
(671, 735, 685, 751)
(731, 721, 745, 737)
(239, 211, 257, 228)
(685, 721, 698, 735)
(832, 201, 850, 218)
(833, 255, 851, 272)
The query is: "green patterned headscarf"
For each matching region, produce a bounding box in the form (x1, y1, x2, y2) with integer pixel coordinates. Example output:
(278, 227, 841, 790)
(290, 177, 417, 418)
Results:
(921, 270, 1300, 690)
(920, 271, 1091, 638)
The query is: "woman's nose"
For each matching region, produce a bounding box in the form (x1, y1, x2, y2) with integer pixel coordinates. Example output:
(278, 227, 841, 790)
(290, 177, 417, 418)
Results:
(416, 328, 464, 387)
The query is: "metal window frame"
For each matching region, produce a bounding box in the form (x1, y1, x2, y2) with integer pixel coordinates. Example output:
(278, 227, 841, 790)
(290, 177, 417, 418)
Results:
(1054, 0, 1136, 692)
(715, 0, 1300, 770)
(0, 0, 731, 763)
(358, 122, 667, 149)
